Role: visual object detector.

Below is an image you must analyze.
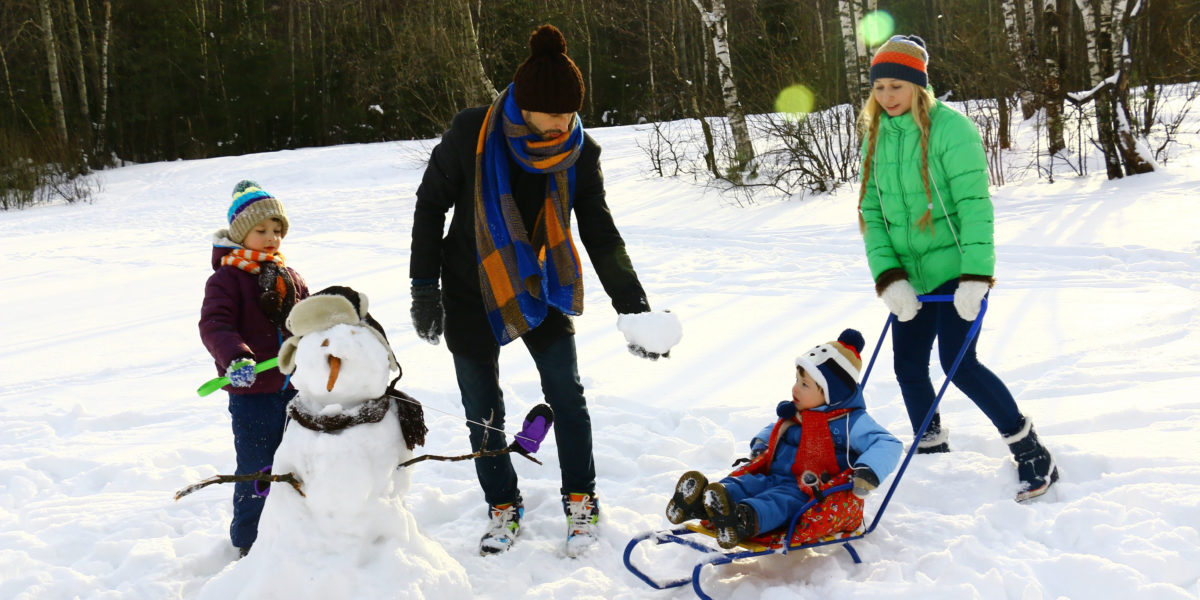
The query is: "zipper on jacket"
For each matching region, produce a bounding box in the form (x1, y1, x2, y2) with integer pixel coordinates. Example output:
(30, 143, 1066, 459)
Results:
(897, 127, 926, 291)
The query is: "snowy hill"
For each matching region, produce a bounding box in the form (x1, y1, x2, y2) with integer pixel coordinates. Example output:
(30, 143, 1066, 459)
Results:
(1, 102, 1198, 599)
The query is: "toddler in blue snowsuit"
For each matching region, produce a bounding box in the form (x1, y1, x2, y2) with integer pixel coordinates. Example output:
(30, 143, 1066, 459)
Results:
(666, 329, 902, 549)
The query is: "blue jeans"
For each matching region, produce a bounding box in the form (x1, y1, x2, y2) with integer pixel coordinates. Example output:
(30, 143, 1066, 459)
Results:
(892, 279, 1023, 436)
(453, 334, 594, 507)
(227, 389, 295, 548)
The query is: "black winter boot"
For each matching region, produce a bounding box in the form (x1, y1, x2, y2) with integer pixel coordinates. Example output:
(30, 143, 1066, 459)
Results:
(1005, 417, 1059, 502)
(916, 413, 951, 454)
(665, 471, 708, 524)
(734, 503, 759, 541)
(702, 483, 742, 549)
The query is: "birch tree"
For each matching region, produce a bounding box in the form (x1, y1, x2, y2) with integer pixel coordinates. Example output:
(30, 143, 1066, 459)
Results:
(37, 0, 69, 142)
(1002, 0, 1039, 119)
(837, 0, 867, 107)
(455, 0, 496, 105)
(645, 0, 658, 117)
(1077, 0, 1118, 176)
(1041, 0, 1066, 154)
(1072, 0, 1154, 178)
(64, 0, 92, 153)
(853, 0, 874, 98)
(690, 0, 755, 173)
(1109, 0, 1155, 175)
(579, 0, 594, 116)
(97, 0, 111, 153)
(1022, 0, 1043, 118)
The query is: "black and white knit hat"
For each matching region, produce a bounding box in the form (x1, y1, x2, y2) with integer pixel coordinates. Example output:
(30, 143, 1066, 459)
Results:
(278, 286, 397, 375)
(795, 329, 866, 408)
(227, 180, 289, 245)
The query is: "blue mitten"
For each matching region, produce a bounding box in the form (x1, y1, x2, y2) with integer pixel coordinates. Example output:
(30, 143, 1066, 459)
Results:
(227, 358, 257, 388)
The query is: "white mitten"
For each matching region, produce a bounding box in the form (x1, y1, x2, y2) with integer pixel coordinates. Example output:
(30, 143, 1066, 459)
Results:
(953, 280, 990, 321)
(617, 310, 682, 360)
(880, 279, 921, 322)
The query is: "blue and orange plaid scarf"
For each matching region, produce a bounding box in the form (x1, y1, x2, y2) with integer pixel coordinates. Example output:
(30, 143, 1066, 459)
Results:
(474, 84, 585, 345)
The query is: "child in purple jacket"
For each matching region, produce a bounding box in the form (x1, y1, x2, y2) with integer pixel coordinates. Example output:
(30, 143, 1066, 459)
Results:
(199, 180, 308, 556)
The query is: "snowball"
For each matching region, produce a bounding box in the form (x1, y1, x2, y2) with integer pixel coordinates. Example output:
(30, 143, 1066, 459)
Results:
(617, 310, 683, 354)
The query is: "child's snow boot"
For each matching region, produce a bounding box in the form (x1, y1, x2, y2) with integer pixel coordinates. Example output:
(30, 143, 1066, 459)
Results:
(734, 503, 759, 541)
(1004, 417, 1059, 502)
(665, 471, 708, 524)
(479, 501, 523, 555)
(703, 482, 742, 549)
(916, 413, 951, 454)
(563, 492, 600, 558)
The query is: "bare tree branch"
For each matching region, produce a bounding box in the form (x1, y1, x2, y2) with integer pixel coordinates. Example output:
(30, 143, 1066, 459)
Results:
(174, 472, 305, 500)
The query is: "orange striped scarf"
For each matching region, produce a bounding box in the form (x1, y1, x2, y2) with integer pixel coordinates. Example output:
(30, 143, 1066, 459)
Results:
(220, 248, 286, 274)
(221, 249, 296, 328)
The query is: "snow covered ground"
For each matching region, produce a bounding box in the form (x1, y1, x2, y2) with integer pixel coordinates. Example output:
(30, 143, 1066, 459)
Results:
(2, 96, 1199, 599)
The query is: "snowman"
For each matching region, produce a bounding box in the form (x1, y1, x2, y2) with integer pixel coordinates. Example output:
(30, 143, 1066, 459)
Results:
(197, 286, 472, 600)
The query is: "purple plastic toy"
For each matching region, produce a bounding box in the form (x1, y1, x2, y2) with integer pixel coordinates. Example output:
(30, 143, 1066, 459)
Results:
(512, 404, 554, 454)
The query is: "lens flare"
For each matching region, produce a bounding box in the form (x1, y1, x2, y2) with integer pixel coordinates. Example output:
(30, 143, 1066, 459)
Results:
(859, 11, 895, 47)
(774, 85, 815, 118)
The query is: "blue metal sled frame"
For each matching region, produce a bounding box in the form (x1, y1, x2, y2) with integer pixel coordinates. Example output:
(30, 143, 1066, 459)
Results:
(623, 295, 987, 599)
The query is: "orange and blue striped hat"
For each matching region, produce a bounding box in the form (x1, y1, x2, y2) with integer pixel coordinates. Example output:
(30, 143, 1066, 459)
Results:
(870, 35, 929, 88)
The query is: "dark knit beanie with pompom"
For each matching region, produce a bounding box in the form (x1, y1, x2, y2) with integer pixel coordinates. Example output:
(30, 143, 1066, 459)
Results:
(512, 24, 585, 114)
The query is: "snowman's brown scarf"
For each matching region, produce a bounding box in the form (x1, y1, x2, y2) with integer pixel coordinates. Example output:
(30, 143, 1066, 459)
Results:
(174, 378, 426, 501)
(286, 374, 427, 451)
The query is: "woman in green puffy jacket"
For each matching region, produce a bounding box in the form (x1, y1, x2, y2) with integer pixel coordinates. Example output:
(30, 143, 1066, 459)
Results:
(857, 35, 1058, 502)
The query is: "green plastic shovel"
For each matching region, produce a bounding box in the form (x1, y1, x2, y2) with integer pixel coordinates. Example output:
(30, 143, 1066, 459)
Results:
(197, 357, 279, 397)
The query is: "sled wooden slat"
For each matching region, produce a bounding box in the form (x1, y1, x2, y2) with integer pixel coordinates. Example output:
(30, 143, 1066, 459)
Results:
(682, 523, 772, 552)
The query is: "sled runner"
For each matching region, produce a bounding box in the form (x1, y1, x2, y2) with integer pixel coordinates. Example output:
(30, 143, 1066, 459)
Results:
(623, 295, 986, 599)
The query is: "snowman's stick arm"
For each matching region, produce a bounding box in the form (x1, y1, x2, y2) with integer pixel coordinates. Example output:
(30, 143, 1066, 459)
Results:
(174, 471, 305, 500)
(398, 446, 543, 469)
(397, 418, 544, 469)
(388, 390, 542, 449)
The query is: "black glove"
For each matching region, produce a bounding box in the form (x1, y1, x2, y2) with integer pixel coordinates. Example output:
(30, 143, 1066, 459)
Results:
(617, 309, 679, 361)
(627, 344, 669, 361)
(852, 466, 879, 498)
(410, 284, 443, 345)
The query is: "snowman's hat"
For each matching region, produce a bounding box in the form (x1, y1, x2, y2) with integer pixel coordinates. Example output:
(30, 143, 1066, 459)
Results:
(278, 286, 399, 375)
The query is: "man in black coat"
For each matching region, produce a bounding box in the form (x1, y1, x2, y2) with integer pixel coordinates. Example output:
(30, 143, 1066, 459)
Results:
(409, 24, 670, 557)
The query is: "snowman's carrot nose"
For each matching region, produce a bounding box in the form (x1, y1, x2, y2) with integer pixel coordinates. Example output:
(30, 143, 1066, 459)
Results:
(327, 355, 341, 391)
